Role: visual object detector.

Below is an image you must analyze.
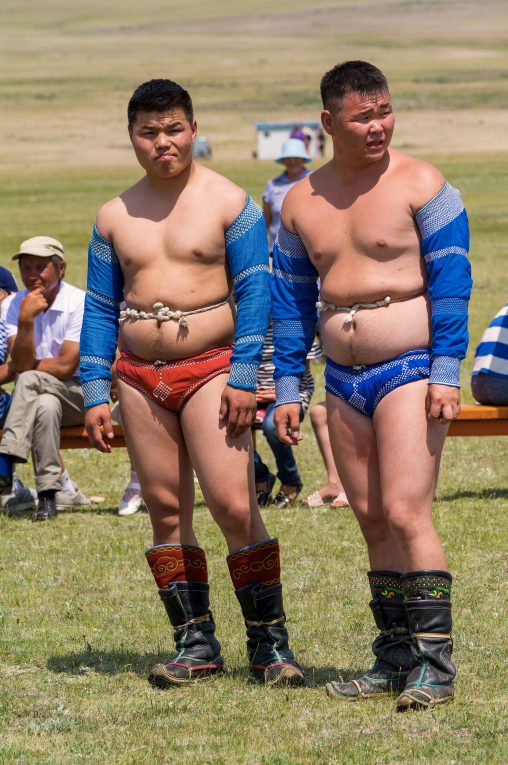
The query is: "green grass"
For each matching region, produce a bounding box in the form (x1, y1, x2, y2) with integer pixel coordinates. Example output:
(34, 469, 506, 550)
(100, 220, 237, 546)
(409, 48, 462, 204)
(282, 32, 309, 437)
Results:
(0, 1, 508, 762)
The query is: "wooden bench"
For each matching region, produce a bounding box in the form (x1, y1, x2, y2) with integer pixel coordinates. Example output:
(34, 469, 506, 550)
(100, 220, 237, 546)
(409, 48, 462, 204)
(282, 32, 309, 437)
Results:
(44, 404, 507, 449)
(447, 404, 508, 437)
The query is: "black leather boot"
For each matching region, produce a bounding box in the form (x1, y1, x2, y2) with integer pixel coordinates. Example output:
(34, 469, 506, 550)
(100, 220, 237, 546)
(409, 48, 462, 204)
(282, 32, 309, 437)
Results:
(235, 582, 304, 686)
(326, 571, 413, 700)
(148, 581, 224, 688)
(397, 571, 456, 711)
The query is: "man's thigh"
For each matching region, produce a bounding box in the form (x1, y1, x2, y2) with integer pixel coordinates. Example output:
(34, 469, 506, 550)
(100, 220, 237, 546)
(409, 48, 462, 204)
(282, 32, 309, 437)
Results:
(117, 378, 194, 502)
(373, 378, 448, 511)
(326, 390, 380, 512)
(180, 374, 257, 509)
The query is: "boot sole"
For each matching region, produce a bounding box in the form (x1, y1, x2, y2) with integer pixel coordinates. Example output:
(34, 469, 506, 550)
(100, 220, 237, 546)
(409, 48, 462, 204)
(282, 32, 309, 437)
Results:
(397, 689, 454, 711)
(253, 664, 305, 687)
(325, 682, 394, 700)
(148, 663, 225, 688)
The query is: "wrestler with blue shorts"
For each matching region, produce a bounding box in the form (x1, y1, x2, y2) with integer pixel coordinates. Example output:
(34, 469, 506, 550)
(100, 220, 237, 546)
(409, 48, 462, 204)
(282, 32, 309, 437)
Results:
(271, 61, 472, 711)
(80, 79, 303, 690)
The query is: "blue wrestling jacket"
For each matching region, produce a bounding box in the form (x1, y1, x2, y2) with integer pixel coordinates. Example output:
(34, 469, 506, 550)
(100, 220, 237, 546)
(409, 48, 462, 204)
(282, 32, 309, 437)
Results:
(271, 181, 472, 406)
(80, 196, 271, 409)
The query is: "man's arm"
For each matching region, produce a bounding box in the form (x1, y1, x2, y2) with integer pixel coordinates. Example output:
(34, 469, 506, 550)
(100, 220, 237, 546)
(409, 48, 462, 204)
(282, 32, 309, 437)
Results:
(80, 223, 124, 450)
(10, 287, 46, 372)
(415, 181, 472, 422)
(223, 196, 271, 437)
(270, 199, 319, 444)
(34, 340, 80, 379)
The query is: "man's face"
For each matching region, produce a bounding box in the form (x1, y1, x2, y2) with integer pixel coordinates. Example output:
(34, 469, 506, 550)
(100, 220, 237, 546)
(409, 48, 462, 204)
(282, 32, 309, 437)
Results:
(321, 90, 395, 165)
(18, 255, 63, 295)
(129, 109, 197, 178)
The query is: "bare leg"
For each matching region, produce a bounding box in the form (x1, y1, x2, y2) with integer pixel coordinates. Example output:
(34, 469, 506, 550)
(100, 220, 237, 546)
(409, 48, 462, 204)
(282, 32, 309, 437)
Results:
(307, 401, 346, 502)
(181, 374, 268, 553)
(117, 379, 197, 546)
(373, 379, 448, 572)
(326, 392, 403, 571)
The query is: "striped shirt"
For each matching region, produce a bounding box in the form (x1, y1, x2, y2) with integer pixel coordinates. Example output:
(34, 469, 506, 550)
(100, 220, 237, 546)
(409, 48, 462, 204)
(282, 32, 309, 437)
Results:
(472, 302, 508, 378)
(257, 322, 315, 414)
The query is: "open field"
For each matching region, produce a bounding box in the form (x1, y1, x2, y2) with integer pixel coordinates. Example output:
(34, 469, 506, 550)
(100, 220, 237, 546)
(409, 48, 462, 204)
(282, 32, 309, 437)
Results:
(0, 1, 507, 763)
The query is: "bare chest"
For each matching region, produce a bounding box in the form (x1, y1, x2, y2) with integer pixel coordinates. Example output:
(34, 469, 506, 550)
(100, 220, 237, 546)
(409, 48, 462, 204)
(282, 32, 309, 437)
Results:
(112, 213, 226, 272)
(299, 190, 419, 268)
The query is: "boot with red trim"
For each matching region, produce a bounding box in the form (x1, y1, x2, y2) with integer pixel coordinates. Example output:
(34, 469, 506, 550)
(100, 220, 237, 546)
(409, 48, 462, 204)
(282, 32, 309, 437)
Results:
(227, 537, 304, 686)
(146, 543, 224, 688)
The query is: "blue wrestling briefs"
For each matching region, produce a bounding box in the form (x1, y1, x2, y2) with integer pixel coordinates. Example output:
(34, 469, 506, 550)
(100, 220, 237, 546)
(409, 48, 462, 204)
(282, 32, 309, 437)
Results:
(324, 349, 431, 417)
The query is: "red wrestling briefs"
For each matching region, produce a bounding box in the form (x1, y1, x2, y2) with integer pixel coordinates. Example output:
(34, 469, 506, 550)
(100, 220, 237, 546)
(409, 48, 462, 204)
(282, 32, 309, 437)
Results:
(116, 346, 233, 411)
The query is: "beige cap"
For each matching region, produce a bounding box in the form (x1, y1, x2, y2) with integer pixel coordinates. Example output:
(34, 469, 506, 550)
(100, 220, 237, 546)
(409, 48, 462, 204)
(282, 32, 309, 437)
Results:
(13, 236, 64, 261)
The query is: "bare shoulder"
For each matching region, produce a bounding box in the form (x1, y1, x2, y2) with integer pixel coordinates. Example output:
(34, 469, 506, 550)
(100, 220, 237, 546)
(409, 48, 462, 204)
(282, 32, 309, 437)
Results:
(279, 172, 314, 234)
(392, 151, 445, 214)
(197, 166, 247, 228)
(95, 178, 144, 241)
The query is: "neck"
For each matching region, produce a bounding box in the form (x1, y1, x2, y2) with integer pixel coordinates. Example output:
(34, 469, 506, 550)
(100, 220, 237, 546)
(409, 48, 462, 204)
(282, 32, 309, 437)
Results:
(330, 149, 390, 184)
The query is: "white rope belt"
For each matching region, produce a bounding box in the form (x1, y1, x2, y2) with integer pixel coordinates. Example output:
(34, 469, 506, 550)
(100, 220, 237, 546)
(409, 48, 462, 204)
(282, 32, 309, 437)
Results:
(317, 291, 426, 329)
(120, 296, 232, 329)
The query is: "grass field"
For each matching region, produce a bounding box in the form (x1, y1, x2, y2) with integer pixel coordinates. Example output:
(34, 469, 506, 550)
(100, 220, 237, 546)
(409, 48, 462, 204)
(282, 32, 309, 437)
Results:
(0, 1, 507, 763)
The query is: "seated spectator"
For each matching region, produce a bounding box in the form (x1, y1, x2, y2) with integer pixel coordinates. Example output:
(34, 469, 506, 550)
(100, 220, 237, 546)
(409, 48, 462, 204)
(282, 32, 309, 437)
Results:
(471, 302, 508, 405)
(0, 266, 37, 512)
(303, 401, 349, 509)
(0, 236, 87, 520)
(254, 322, 314, 508)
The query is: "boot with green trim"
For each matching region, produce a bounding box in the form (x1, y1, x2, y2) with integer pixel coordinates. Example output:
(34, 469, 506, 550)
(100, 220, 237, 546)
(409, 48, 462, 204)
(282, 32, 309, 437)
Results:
(326, 571, 413, 700)
(396, 570, 456, 711)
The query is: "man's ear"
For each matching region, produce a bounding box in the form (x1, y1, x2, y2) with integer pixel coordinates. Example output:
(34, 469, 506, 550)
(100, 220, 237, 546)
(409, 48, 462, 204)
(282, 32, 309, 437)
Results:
(321, 109, 333, 136)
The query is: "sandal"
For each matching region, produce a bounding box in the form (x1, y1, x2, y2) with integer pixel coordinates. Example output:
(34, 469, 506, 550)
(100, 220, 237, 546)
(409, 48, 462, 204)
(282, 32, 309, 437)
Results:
(331, 492, 350, 509)
(303, 490, 350, 509)
(273, 481, 303, 510)
(256, 472, 276, 508)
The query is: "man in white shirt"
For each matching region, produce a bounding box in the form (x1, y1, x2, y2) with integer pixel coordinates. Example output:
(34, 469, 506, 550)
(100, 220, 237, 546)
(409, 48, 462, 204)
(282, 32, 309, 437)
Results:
(0, 236, 86, 520)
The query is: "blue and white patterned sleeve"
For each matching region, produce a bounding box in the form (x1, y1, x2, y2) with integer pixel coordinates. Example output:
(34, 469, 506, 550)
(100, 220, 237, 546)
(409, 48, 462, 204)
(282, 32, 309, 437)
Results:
(416, 182, 472, 387)
(271, 223, 319, 406)
(80, 225, 124, 409)
(225, 196, 271, 392)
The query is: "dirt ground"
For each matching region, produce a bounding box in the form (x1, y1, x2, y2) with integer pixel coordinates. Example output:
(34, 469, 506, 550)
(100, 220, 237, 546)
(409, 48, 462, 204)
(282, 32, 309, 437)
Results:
(1, 0, 507, 171)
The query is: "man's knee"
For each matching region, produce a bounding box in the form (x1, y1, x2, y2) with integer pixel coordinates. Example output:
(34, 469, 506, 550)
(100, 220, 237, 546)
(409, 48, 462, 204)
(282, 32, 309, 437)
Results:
(35, 394, 63, 425)
(384, 501, 430, 543)
(11, 369, 45, 398)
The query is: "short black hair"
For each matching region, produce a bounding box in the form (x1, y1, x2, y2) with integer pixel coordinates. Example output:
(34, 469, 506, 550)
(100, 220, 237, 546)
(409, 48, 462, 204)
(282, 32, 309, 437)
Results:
(320, 61, 389, 110)
(127, 79, 194, 128)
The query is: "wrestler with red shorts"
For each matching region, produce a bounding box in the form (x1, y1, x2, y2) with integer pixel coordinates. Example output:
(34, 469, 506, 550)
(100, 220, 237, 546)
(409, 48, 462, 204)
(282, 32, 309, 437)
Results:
(80, 79, 303, 689)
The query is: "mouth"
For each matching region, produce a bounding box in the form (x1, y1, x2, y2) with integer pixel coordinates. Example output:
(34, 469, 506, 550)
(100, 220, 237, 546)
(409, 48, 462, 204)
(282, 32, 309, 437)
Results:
(155, 152, 176, 161)
(367, 139, 384, 151)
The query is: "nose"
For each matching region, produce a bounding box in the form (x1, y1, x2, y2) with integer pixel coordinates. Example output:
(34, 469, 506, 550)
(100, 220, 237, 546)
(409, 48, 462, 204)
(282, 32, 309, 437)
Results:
(155, 133, 171, 150)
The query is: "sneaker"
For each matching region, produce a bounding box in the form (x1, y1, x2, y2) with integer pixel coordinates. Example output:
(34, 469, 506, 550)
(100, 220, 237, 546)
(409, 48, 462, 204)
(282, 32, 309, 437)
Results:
(33, 495, 57, 521)
(118, 484, 143, 516)
(1, 478, 37, 513)
(55, 488, 92, 508)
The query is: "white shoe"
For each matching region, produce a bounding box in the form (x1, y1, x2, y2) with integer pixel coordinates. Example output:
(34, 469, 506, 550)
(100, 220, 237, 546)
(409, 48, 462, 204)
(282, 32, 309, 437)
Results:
(1, 476, 37, 513)
(55, 488, 92, 508)
(118, 484, 143, 516)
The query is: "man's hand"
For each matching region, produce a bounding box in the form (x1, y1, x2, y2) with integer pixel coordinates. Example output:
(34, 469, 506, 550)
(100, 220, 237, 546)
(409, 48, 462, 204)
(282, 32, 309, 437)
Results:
(18, 287, 48, 322)
(426, 384, 461, 424)
(85, 403, 115, 452)
(256, 388, 276, 404)
(274, 403, 303, 445)
(219, 386, 256, 438)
